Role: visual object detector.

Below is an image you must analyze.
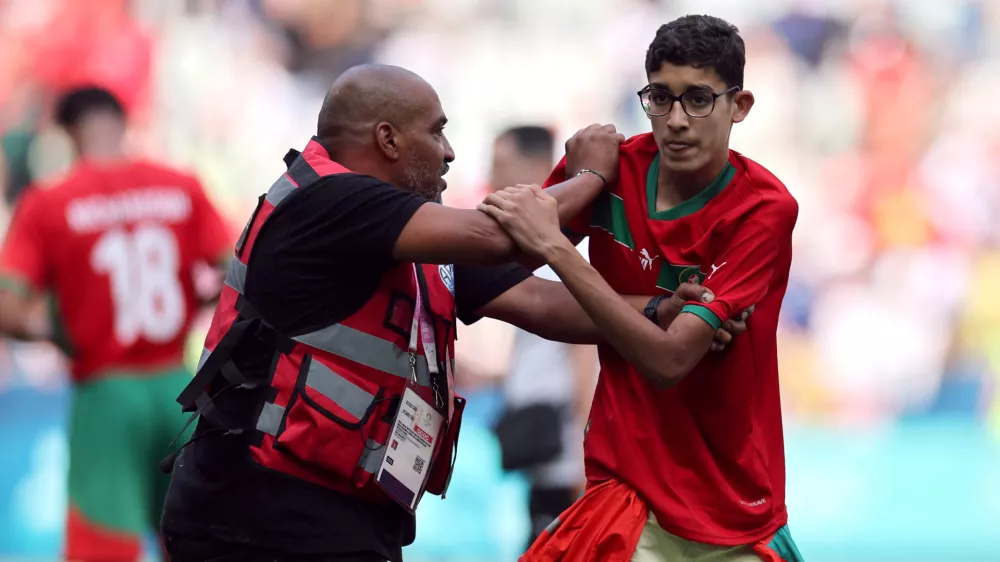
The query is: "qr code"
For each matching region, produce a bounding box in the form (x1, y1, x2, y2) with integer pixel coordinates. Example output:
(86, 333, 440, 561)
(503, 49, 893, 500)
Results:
(413, 455, 425, 474)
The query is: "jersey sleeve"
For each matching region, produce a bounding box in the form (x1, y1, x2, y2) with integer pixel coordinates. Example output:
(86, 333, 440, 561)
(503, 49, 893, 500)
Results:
(543, 156, 592, 238)
(453, 262, 532, 325)
(682, 211, 794, 330)
(0, 188, 48, 293)
(189, 179, 236, 264)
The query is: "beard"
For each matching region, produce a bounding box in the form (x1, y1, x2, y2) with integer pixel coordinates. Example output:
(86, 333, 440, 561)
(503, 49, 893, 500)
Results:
(401, 152, 446, 201)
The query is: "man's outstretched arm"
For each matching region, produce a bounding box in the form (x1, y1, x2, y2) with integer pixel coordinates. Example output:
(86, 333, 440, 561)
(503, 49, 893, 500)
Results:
(479, 185, 783, 388)
(392, 125, 624, 266)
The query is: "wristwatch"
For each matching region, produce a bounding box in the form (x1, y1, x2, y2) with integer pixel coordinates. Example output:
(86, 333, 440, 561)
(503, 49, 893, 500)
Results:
(643, 295, 669, 325)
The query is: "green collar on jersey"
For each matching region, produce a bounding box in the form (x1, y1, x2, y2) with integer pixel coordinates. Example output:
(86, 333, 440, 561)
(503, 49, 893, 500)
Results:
(646, 155, 735, 220)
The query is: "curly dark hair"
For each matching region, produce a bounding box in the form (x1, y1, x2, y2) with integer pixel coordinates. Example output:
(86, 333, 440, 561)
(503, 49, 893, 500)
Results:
(645, 15, 745, 90)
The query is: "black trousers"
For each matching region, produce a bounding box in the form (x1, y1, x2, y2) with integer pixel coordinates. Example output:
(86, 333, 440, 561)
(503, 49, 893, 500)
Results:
(163, 534, 390, 562)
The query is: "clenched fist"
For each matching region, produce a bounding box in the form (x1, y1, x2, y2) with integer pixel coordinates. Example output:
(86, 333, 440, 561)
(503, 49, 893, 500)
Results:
(565, 124, 626, 184)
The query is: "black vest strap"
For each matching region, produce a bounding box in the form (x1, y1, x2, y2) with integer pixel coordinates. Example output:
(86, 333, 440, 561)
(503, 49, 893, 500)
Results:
(235, 296, 296, 355)
(176, 315, 255, 411)
(163, 294, 300, 473)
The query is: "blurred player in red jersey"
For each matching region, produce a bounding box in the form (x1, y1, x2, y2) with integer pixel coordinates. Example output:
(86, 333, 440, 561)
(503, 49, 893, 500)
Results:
(0, 87, 232, 561)
(480, 15, 805, 562)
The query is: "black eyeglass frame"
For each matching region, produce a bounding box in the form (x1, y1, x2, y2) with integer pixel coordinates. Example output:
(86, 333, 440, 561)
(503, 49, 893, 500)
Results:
(637, 85, 741, 118)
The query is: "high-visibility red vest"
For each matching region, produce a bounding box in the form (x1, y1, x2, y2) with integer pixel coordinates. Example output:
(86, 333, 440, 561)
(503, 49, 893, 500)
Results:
(173, 138, 465, 503)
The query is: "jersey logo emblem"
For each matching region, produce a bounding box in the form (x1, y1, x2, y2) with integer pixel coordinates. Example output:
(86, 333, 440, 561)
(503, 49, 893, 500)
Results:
(438, 264, 455, 295)
(657, 263, 706, 292)
(708, 262, 727, 280)
(678, 266, 707, 286)
(638, 248, 656, 271)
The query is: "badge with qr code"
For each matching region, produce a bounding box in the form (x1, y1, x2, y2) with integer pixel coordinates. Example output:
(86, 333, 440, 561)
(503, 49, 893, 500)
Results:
(376, 386, 444, 513)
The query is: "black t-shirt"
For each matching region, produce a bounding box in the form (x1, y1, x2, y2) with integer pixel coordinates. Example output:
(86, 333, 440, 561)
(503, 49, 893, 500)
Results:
(161, 173, 530, 561)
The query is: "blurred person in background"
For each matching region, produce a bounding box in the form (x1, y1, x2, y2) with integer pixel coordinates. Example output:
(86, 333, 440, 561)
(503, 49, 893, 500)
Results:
(480, 15, 802, 562)
(161, 64, 745, 562)
(0, 86, 233, 562)
(488, 125, 597, 547)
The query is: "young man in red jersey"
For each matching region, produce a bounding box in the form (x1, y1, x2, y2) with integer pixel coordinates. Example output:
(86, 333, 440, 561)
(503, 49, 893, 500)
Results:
(480, 15, 804, 562)
(0, 87, 232, 561)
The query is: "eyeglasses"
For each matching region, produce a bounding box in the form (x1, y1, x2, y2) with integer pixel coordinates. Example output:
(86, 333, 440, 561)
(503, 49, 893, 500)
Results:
(637, 85, 740, 118)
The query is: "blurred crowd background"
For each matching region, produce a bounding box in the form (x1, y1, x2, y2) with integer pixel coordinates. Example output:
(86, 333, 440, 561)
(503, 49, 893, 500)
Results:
(1, 0, 999, 560)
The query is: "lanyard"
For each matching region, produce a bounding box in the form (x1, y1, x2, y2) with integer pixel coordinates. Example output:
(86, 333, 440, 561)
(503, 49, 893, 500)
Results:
(409, 264, 455, 421)
(409, 265, 439, 377)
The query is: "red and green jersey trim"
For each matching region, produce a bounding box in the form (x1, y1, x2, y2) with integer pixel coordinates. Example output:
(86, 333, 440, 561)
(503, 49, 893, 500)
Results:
(646, 156, 736, 221)
(581, 154, 737, 298)
(680, 304, 724, 331)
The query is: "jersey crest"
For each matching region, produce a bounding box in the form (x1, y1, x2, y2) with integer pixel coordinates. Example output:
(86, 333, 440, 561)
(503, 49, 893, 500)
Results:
(438, 264, 455, 295)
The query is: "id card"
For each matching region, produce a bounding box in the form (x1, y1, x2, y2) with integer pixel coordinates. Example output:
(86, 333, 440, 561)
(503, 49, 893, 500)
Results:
(375, 385, 444, 512)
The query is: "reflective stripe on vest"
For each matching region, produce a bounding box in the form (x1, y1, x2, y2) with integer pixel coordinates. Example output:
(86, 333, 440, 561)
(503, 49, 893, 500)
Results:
(252, 359, 376, 430)
(225, 258, 247, 294)
(255, 409, 386, 475)
(266, 173, 296, 206)
(358, 440, 385, 474)
(256, 401, 285, 435)
(221, 245, 433, 387)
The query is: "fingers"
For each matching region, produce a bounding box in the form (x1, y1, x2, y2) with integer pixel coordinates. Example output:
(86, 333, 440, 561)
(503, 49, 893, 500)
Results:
(521, 183, 555, 201)
(712, 308, 752, 353)
(476, 202, 503, 219)
(481, 192, 515, 211)
(514, 183, 545, 196)
(673, 282, 714, 304)
(577, 123, 621, 136)
(495, 184, 554, 204)
(598, 124, 625, 144)
(724, 317, 748, 335)
(483, 186, 530, 208)
(658, 283, 715, 330)
(496, 184, 538, 196)
(711, 327, 733, 353)
(714, 328, 733, 345)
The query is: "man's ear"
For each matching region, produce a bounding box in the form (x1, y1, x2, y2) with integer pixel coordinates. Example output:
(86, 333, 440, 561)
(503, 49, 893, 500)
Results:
(731, 90, 754, 124)
(375, 121, 400, 161)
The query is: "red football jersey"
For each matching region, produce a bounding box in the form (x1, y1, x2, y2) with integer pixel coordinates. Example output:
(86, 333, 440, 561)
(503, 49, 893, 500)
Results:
(547, 133, 798, 545)
(0, 159, 233, 382)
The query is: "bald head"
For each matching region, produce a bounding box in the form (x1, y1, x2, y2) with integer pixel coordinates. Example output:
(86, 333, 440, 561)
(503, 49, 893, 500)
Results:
(317, 64, 435, 155)
(315, 64, 455, 200)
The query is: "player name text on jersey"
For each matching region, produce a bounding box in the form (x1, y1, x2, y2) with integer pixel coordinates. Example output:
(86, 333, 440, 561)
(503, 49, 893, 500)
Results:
(67, 188, 192, 233)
